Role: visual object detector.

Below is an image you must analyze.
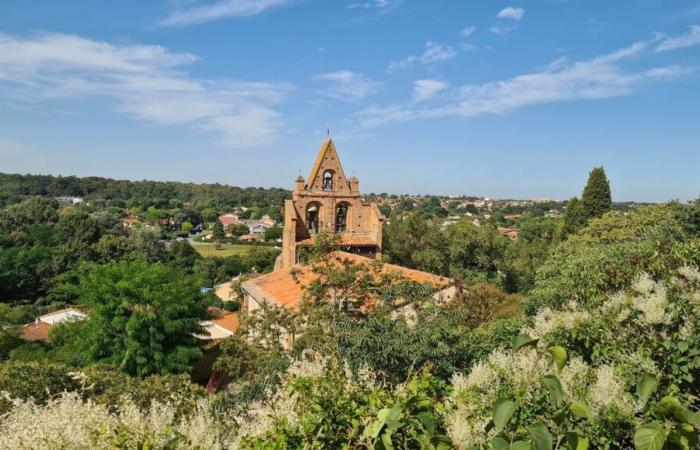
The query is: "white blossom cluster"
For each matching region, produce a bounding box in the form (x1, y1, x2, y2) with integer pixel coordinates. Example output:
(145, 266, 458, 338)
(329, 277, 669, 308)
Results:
(0, 393, 235, 449)
(445, 270, 700, 448)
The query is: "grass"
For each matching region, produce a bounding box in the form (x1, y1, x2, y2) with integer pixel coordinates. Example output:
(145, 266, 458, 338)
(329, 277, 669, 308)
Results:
(192, 243, 255, 257)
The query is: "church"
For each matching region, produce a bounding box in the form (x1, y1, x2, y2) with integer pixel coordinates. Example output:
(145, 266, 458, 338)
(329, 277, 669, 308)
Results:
(278, 138, 385, 268)
(239, 138, 454, 317)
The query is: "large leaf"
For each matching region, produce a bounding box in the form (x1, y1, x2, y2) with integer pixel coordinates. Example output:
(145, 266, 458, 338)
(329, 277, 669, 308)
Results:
(416, 411, 435, 435)
(511, 441, 532, 450)
(368, 407, 403, 439)
(542, 375, 564, 408)
(493, 398, 517, 433)
(527, 423, 553, 450)
(565, 432, 589, 450)
(491, 437, 510, 450)
(547, 346, 568, 371)
(636, 373, 659, 407)
(570, 401, 593, 421)
(656, 396, 684, 420)
(634, 422, 667, 450)
(512, 334, 539, 352)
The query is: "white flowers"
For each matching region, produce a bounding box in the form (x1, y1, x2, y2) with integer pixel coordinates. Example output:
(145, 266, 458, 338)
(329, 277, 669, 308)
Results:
(631, 274, 672, 325)
(588, 365, 635, 418)
(0, 393, 238, 450)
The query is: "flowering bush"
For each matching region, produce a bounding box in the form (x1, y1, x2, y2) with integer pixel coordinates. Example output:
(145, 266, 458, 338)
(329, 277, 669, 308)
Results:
(445, 268, 700, 448)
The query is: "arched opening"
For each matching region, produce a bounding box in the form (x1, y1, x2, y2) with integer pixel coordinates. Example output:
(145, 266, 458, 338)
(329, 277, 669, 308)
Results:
(322, 170, 334, 191)
(306, 203, 320, 234)
(335, 203, 349, 233)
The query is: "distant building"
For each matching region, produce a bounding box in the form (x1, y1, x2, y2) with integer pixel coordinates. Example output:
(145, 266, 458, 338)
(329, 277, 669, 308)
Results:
(195, 308, 240, 340)
(498, 227, 519, 241)
(55, 197, 84, 206)
(122, 217, 142, 228)
(21, 307, 87, 341)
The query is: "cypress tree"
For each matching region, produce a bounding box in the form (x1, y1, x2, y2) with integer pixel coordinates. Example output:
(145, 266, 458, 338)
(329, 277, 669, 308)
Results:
(581, 166, 612, 219)
(563, 196, 587, 235)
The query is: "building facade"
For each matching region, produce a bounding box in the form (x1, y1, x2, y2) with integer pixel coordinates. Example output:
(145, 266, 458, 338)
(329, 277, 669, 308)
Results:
(278, 138, 385, 268)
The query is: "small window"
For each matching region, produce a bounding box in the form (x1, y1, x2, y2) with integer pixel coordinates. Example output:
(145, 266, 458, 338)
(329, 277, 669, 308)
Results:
(322, 170, 334, 191)
(306, 203, 320, 234)
(335, 203, 348, 232)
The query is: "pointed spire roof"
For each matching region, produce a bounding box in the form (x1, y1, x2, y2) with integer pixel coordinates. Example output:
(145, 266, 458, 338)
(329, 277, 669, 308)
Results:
(306, 138, 350, 192)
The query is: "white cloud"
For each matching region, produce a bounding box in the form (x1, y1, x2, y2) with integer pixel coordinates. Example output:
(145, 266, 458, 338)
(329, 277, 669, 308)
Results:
(413, 79, 449, 102)
(656, 25, 700, 52)
(314, 70, 381, 101)
(0, 32, 292, 147)
(389, 41, 459, 70)
(347, 0, 402, 10)
(461, 26, 476, 38)
(358, 37, 693, 128)
(497, 6, 524, 21)
(160, 0, 295, 26)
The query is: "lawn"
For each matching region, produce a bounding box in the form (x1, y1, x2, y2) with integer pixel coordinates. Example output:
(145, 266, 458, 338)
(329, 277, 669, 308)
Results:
(192, 243, 254, 257)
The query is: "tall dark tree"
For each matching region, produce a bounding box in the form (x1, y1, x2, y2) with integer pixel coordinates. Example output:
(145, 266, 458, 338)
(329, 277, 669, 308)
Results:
(581, 166, 612, 219)
(74, 260, 211, 376)
(563, 197, 588, 235)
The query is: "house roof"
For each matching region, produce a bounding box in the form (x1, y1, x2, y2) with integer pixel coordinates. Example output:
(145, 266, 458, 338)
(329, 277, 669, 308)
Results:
(196, 308, 240, 340)
(21, 322, 52, 341)
(241, 251, 451, 309)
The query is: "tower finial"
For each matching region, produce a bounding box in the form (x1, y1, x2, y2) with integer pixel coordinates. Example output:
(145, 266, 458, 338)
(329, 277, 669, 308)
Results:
(327, 127, 330, 137)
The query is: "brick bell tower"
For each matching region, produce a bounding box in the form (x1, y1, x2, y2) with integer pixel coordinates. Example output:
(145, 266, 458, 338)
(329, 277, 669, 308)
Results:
(277, 138, 385, 269)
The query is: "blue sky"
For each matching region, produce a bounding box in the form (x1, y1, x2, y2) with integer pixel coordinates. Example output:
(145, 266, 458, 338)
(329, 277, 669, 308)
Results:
(0, 0, 699, 201)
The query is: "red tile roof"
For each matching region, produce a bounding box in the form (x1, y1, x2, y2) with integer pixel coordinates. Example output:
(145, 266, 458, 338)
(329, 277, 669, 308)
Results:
(21, 322, 52, 341)
(242, 251, 451, 309)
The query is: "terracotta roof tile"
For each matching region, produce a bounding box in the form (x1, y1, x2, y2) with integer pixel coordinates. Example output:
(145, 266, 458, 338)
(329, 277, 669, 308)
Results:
(241, 251, 450, 309)
(21, 322, 52, 341)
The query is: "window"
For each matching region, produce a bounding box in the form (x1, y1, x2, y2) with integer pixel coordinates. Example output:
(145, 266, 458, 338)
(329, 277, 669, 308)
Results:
(335, 203, 348, 232)
(322, 170, 334, 191)
(306, 203, 320, 234)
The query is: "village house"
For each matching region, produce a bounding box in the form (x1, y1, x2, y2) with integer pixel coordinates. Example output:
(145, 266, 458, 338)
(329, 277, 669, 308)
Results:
(21, 307, 87, 341)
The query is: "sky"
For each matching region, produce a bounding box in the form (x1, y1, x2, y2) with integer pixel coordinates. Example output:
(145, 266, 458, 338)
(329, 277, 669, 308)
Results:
(0, 0, 699, 202)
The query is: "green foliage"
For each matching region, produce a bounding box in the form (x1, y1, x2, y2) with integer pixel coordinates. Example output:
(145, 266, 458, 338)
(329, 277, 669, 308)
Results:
(73, 260, 211, 376)
(563, 197, 587, 236)
(581, 167, 612, 219)
(526, 204, 691, 313)
(264, 225, 283, 242)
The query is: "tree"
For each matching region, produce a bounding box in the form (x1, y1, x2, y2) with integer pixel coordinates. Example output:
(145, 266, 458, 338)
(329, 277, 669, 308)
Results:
(228, 223, 249, 237)
(264, 226, 283, 242)
(74, 260, 211, 376)
(563, 196, 587, 235)
(581, 166, 612, 219)
(181, 221, 193, 234)
(212, 221, 225, 240)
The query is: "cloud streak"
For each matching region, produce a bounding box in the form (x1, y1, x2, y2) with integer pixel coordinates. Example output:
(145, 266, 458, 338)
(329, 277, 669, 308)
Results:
(160, 0, 295, 27)
(389, 41, 460, 70)
(497, 7, 524, 21)
(656, 25, 700, 52)
(314, 70, 381, 102)
(356, 35, 695, 128)
(0, 32, 292, 147)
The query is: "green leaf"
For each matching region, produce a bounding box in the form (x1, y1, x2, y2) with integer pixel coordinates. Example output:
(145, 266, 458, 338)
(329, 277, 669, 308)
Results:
(430, 435, 452, 450)
(547, 346, 568, 371)
(511, 441, 532, 450)
(656, 396, 684, 420)
(527, 423, 553, 450)
(512, 334, 539, 352)
(542, 375, 564, 408)
(493, 398, 517, 433)
(565, 432, 589, 450)
(636, 373, 659, 407)
(416, 411, 435, 435)
(634, 422, 667, 450)
(570, 401, 593, 421)
(491, 437, 510, 450)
